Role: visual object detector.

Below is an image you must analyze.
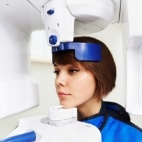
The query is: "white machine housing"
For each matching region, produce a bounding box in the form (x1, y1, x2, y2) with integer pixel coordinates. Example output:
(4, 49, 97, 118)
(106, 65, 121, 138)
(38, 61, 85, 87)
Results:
(121, 0, 142, 115)
(42, 0, 116, 46)
(0, 19, 39, 120)
(5, 106, 102, 142)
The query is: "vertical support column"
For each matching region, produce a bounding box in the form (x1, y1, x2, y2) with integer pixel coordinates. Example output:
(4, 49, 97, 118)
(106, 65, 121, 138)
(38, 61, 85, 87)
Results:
(0, 19, 39, 119)
(125, 0, 142, 115)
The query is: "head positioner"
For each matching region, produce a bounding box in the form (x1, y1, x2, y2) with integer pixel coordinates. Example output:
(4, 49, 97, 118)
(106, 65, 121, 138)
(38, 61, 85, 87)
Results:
(52, 42, 102, 61)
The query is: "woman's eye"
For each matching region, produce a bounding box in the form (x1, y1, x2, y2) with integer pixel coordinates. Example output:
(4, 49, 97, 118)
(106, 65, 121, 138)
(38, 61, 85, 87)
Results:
(53, 70, 59, 75)
(69, 69, 80, 74)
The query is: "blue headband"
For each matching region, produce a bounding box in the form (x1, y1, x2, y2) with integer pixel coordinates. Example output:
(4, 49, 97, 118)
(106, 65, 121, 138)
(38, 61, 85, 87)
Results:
(52, 42, 102, 61)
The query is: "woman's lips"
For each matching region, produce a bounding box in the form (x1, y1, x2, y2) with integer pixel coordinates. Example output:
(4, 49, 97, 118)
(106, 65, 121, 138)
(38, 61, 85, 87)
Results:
(57, 92, 70, 99)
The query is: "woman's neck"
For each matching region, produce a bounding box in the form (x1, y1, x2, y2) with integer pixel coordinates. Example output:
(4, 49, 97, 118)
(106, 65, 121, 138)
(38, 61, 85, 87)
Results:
(77, 98, 102, 120)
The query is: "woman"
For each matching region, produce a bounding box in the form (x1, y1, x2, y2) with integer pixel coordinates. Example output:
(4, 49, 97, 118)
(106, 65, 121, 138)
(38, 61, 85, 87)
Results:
(52, 36, 142, 142)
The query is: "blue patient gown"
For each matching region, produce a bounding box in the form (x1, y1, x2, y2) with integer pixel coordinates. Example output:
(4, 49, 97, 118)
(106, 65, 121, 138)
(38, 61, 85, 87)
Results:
(81, 101, 142, 142)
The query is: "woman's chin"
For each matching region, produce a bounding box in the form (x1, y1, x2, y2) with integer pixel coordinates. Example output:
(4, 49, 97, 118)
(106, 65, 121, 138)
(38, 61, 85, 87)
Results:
(60, 102, 76, 109)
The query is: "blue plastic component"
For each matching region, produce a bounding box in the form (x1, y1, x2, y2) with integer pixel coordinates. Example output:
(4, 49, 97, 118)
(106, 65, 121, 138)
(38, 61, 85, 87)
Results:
(47, 9, 54, 15)
(0, 131, 36, 142)
(52, 42, 102, 61)
(49, 35, 57, 45)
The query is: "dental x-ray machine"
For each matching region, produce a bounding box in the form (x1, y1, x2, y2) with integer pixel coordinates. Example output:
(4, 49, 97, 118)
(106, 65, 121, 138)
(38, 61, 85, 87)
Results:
(0, 0, 117, 141)
(1, 0, 142, 141)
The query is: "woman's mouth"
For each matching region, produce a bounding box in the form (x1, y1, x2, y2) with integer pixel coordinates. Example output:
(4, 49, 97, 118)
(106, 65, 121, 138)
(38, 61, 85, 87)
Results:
(57, 92, 70, 99)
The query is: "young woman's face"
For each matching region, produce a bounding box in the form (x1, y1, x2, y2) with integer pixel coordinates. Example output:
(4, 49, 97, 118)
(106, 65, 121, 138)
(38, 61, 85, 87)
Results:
(54, 62, 97, 109)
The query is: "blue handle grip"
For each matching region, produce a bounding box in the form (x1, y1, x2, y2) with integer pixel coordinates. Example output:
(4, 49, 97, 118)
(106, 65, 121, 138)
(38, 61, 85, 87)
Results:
(0, 131, 36, 142)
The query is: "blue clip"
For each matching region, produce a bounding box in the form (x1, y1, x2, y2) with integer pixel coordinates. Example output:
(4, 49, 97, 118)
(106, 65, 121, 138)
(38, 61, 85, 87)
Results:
(47, 9, 54, 15)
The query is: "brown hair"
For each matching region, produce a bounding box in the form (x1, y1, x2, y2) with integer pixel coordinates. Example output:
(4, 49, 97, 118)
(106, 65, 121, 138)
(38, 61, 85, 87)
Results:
(52, 36, 116, 99)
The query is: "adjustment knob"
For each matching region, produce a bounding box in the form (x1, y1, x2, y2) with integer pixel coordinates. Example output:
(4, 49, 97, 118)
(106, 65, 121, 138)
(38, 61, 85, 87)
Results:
(49, 35, 57, 45)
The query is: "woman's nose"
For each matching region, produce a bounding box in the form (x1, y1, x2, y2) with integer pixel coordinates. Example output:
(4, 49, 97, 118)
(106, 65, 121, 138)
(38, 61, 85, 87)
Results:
(55, 72, 67, 87)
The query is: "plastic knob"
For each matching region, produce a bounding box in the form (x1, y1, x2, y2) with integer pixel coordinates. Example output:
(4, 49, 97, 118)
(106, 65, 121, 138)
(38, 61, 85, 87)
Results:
(49, 35, 57, 45)
(47, 9, 54, 15)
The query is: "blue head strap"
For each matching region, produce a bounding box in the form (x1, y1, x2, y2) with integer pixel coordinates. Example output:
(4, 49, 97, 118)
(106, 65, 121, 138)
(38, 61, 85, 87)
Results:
(52, 42, 102, 61)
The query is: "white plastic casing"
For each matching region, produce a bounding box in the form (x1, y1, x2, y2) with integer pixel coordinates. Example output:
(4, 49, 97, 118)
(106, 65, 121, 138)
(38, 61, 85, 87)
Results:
(7, 116, 102, 142)
(41, 105, 77, 126)
(42, 0, 116, 46)
(67, 0, 115, 34)
(48, 105, 77, 120)
(42, 0, 75, 46)
(0, 19, 39, 119)
(121, 0, 142, 115)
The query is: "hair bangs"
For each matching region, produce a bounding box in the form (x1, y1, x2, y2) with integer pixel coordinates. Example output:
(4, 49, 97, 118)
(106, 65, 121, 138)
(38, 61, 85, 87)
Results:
(53, 50, 78, 65)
